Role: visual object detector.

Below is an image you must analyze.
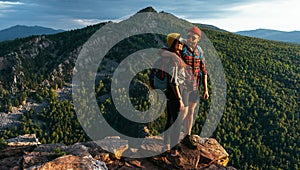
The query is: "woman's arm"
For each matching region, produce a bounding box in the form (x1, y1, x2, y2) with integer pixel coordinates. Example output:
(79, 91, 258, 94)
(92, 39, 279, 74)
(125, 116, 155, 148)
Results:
(159, 48, 178, 58)
(170, 85, 185, 110)
(169, 66, 185, 110)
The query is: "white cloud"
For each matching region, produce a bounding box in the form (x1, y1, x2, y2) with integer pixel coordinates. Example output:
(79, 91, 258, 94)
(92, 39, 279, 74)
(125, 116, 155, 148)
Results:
(0, 1, 23, 9)
(191, 0, 300, 32)
(72, 13, 134, 27)
(72, 19, 104, 26)
(0, 1, 24, 18)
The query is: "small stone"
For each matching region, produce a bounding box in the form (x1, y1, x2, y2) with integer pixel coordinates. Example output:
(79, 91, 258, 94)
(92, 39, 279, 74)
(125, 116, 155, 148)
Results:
(128, 160, 142, 168)
(99, 153, 110, 162)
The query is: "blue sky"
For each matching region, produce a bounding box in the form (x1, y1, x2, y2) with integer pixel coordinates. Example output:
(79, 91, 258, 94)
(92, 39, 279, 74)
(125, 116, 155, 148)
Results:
(0, 0, 299, 32)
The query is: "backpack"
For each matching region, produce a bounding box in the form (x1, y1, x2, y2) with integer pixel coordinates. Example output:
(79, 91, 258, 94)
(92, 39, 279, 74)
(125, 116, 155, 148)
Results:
(149, 57, 168, 92)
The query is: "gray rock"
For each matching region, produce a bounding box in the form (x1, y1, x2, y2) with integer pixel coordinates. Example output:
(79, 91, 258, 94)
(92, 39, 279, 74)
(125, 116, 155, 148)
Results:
(5, 134, 41, 146)
(141, 136, 164, 154)
(66, 143, 91, 157)
(95, 137, 128, 159)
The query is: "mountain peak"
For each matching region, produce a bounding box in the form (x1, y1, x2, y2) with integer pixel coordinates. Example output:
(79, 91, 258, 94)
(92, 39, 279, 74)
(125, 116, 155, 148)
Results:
(137, 6, 157, 13)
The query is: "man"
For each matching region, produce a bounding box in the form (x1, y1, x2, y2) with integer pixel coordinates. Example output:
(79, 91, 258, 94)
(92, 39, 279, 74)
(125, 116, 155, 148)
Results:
(181, 26, 209, 149)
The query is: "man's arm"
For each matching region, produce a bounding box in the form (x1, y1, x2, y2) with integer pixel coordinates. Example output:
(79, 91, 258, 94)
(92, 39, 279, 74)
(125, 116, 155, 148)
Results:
(200, 50, 209, 100)
(202, 74, 209, 100)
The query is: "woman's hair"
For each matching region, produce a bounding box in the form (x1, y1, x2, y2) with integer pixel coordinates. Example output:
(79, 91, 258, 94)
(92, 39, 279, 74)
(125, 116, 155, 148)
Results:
(170, 39, 180, 53)
(166, 33, 186, 68)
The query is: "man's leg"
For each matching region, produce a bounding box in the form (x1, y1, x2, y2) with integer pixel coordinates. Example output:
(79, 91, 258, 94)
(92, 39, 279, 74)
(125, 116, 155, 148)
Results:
(181, 102, 198, 149)
(184, 102, 197, 135)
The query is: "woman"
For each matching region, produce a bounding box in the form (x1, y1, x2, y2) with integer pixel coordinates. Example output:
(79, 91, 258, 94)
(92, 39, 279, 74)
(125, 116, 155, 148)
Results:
(161, 33, 189, 165)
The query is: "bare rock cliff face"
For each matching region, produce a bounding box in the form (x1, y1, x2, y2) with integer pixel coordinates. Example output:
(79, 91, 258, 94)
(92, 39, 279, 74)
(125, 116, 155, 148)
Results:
(0, 134, 236, 170)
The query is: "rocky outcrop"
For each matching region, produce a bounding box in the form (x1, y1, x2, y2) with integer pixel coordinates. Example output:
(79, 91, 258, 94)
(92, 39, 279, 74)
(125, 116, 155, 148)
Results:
(0, 134, 236, 169)
(0, 57, 10, 71)
(0, 99, 48, 132)
(0, 34, 80, 96)
(0, 111, 23, 130)
(5, 134, 41, 147)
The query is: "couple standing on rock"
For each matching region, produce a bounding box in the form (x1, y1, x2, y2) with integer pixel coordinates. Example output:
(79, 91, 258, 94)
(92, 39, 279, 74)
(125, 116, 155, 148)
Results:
(159, 27, 209, 165)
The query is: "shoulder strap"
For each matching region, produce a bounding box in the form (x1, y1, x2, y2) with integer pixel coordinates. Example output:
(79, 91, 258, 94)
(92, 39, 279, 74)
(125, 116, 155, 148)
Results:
(197, 45, 204, 59)
(161, 57, 165, 79)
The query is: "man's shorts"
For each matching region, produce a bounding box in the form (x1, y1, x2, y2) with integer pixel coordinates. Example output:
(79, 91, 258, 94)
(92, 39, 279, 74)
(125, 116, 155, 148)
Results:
(188, 90, 199, 103)
(181, 89, 189, 107)
(180, 89, 200, 106)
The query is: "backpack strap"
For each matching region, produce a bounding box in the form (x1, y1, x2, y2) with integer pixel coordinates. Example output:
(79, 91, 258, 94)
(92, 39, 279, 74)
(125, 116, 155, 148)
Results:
(161, 57, 165, 79)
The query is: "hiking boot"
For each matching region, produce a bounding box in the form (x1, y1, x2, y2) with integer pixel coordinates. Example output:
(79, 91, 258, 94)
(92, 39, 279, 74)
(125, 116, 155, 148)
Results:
(166, 154, 184, 169)
(171, 144, 182, 152)
(170, 149, 179, 157)
(181, 135, 197, 149)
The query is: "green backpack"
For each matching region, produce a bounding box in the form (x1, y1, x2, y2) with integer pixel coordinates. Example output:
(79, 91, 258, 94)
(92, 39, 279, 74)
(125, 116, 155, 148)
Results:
(149, 57, 169, 92)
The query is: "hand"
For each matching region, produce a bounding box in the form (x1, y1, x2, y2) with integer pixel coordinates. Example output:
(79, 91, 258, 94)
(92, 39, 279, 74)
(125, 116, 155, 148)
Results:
(203, 90, 209, 100)
(179, 100, 185, 111)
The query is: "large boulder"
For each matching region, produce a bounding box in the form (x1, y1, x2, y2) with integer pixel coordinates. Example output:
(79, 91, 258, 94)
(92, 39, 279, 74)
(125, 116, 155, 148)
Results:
(148, 135, 232, 169)
(193, 135, 229, 167)
(30, 155, 107, 170)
